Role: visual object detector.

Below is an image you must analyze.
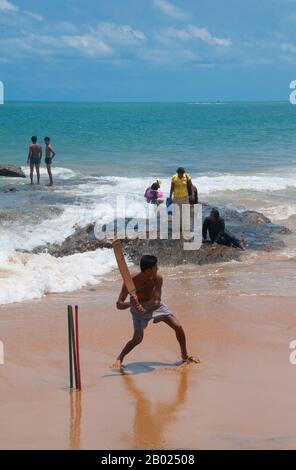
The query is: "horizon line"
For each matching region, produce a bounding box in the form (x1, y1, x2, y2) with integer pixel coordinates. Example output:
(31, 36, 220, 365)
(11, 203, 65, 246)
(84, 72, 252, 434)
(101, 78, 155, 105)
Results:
(3, 99, 289, 104)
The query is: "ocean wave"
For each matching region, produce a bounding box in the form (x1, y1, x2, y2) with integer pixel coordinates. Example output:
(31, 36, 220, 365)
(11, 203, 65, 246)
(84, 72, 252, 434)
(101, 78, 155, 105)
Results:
(0, 168, 295, 305)
(257, 204, 296, 221)
(1, 170, 295, 255)
(0, 203, 110, 252)
(21, 166, 76, 180)
(188, 102, 226, 105)
(43, 172, 296, 242)
(195, 173, 296, 194)
(81, 172, 296, 197)
(13, 167, 296, 196)
(0, 248, 117, 305)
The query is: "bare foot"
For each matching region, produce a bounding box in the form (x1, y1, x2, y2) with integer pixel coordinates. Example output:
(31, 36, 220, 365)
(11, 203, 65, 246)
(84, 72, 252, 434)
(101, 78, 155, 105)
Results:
(110, 359, 124, 372)
(210, 243, 218, 251)
(182, 355, 200, 365)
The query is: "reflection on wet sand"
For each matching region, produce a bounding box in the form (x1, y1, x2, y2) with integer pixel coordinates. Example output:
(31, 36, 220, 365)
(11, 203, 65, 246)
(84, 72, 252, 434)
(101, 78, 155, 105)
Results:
(175, 267, 231, 301)
(123, 368, 189, 449)
(69, 391, 82, 450)
(205, 269, 230, 293)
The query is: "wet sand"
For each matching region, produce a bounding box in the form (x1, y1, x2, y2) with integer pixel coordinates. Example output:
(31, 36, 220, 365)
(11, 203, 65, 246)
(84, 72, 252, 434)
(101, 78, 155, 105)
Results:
(1, 263, 296, 450)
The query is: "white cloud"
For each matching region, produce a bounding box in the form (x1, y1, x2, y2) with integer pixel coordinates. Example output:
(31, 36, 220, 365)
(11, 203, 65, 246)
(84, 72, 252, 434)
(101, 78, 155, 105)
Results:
(287, 13, 296, 21)
(281, 54, 296, 65)
(0, 14, 232, 66)
(0, 22, 144, 59)
(243, 57, 272, 66)
(0, 33, 61, 58)
(62, 34, 112, 57)
(25, 11, 44, 22)
(57, 21, 78, 33)
(0, 0, 18, 12)
(280, 42, 296, 53)
(96, 22, 146, 44)
(61, 23, 145, 57)
(29, 34, 60, 47)
(153, 0, 187, 20)
(138, 46, 199, 64)
(0, 29, 112, 59)
(162, 25, 232, 47)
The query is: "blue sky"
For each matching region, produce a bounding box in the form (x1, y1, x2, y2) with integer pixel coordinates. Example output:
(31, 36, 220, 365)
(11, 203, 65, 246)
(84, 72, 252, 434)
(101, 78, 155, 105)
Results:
(0, 0, 296, 101)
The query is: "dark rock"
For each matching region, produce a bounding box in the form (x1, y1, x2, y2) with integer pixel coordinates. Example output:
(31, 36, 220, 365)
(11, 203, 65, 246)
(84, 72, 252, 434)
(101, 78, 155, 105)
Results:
(123, 238, 241, 266)
(242, 211, 270, 225)
(31, 207, 291, 267)
(33, 231, 241, 266)
(221, 208, 290, 247)
(0, 165, 26, 178)
(2, 187, 20, 193)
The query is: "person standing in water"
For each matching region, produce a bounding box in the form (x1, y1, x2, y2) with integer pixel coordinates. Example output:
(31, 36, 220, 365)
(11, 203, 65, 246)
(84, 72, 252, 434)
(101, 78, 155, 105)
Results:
(27, 136, 42, 184)
(169, 167, 192, 205)
(169, 167, 193, 233)
(44, 137, 56, 186)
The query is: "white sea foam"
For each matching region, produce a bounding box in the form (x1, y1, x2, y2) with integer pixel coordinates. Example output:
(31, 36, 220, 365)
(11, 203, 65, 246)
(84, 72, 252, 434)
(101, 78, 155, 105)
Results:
(2, 170, 295, 253)
(21, 166, 76, 180)
(195, 173, 296, 195)
(80, 172, 296, 199)
(0, 167, 295, 304)
(0, 248, 117, 305)
(0, 202, 118, 252)
(257, 204, 296, 221)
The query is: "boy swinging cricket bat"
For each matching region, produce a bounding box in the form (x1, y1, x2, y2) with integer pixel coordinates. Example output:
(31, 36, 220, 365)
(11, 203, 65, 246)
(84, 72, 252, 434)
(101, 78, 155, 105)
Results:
(111, 240, 199, 371)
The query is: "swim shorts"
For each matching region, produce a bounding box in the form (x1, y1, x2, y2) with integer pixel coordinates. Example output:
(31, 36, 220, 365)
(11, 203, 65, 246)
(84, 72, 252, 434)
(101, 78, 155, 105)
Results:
(130, 299, 172, 330)
(45, 157, 52, 165)
(30, 156, 41, 165)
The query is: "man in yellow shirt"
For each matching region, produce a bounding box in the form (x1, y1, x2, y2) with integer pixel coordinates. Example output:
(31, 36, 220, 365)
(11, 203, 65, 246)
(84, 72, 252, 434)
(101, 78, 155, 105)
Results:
(169, 167, 192, 204)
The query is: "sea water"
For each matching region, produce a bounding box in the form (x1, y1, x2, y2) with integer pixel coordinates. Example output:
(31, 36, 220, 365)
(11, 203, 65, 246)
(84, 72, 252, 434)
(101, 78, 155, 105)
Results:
(0, 101, 295, 304)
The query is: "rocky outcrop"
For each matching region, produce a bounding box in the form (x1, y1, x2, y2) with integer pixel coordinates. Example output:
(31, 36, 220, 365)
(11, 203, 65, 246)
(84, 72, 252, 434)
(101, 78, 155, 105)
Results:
(213, 208, 290, 251)
(31, 207, 291, 267)
(0, 165, 26, 178)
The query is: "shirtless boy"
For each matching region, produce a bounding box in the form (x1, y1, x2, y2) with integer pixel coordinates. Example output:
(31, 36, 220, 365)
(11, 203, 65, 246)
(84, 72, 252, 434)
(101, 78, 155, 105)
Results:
(44, 137, 56, 186)
(27, 136, 42, 184)
(112, 255, 199, 371)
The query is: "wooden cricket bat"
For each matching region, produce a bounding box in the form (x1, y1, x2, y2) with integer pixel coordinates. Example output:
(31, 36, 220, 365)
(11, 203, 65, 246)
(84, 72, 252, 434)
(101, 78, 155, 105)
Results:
(112, 239, 144, 313)
(112, 239, 136, 295)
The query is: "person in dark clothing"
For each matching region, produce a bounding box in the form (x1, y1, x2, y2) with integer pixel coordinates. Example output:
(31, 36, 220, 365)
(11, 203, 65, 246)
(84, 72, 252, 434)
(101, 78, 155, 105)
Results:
(202, 209, 225, 242)
(190, 184, 198, 205)
(202, 208, 245, 250)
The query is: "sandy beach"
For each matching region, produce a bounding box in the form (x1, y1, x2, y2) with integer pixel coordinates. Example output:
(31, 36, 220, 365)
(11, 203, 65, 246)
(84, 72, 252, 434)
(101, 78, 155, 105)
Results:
(1, 258, 296, 450)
